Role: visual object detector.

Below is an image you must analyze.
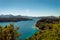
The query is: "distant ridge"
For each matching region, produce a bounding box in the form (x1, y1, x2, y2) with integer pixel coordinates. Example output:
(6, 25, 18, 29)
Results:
(0, 15, 33, 22)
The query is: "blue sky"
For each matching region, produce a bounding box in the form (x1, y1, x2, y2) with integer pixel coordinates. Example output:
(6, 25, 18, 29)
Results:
(0, 0, 60, 16)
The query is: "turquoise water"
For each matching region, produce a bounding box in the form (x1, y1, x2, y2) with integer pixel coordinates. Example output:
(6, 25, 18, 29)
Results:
(0, 18, 39, 40)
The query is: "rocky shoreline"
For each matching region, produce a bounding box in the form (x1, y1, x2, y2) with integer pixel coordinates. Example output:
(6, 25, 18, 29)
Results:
(35, 16, 60, 30)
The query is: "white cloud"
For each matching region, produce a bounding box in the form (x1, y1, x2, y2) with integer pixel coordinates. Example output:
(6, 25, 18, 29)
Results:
(0, 8, 59, 17)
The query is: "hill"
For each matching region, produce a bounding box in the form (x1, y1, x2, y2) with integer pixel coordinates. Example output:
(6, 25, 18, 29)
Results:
(0, 15, 33, 22)
(26, 16, 60, 40)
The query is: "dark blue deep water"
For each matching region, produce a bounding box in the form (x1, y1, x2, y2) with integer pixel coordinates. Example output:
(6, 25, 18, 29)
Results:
(0, 18, 40, 40)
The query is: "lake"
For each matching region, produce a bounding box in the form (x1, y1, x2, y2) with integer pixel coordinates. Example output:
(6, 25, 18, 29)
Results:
(0, 18, 40, 40)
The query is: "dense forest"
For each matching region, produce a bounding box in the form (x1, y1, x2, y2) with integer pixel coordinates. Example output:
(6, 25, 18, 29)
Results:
(26, 16, 60, 40)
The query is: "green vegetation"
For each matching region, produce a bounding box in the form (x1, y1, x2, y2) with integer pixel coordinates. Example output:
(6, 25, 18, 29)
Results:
(26, 16, 60, 40)
(0, 24, 20, 40)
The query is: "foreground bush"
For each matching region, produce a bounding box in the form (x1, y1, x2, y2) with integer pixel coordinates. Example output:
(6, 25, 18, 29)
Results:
(0, 24, 20, 40)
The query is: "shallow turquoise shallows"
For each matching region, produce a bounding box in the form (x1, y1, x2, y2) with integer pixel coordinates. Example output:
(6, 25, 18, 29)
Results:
(0, 18, 40, 40)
